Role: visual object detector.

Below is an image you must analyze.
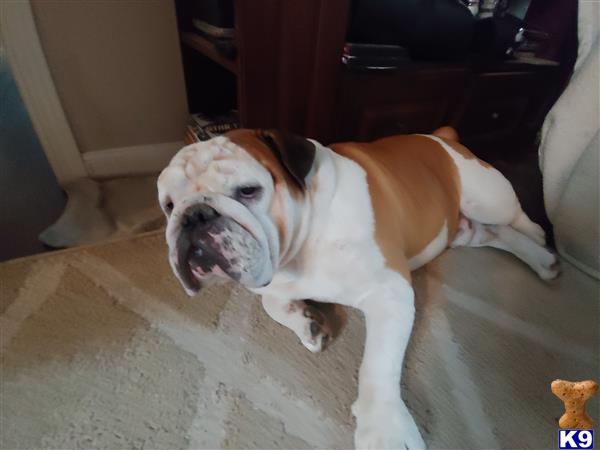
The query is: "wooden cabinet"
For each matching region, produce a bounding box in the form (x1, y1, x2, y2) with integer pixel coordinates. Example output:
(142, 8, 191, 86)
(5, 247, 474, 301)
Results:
(336, 67, 467, 141)
(176, 0, 561, 159)
(449, 71, 555, 150)
(331, 63, 559, 158)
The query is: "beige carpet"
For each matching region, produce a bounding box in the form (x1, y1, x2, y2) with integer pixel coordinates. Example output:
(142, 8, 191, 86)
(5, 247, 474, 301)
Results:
(1, 231, 598, 449)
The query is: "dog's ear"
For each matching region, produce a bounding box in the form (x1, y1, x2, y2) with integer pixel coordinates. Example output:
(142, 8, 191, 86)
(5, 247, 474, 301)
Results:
(256, 129, 316, 189)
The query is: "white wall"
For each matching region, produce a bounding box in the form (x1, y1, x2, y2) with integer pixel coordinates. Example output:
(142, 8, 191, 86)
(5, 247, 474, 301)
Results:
(31, 0, 188, 155)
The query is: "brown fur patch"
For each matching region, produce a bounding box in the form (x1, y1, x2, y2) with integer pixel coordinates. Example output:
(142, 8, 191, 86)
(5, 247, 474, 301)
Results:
(255, 130, 315, 189)
(332, 135, 462, 282)
(225, 129, 308, 252)
(272, 201, 287, 252)
(432, 126, 460, 142)
(225, 129, 305, 198)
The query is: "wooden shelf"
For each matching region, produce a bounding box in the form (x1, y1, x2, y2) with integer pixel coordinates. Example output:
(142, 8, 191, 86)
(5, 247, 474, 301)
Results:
(181, 32, 238, 75)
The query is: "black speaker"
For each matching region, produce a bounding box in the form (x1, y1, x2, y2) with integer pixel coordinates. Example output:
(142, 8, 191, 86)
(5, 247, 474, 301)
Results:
(347, 0, 476, 61)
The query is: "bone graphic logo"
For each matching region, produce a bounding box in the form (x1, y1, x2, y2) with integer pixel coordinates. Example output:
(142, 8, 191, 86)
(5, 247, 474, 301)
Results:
(552, 379, 598, 450)
(552, 379, 598, 429)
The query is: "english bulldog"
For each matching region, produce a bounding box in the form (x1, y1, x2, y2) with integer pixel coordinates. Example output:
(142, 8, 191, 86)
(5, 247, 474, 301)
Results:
(157, 127, 559, 449)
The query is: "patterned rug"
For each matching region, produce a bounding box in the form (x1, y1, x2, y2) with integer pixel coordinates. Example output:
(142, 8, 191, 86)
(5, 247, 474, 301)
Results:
(1, 231, 598, 449)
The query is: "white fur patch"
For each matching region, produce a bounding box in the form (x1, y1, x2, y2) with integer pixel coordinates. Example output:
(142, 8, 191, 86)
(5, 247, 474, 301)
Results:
(408, 221, 448, 270)
(423, 135, 519, 225)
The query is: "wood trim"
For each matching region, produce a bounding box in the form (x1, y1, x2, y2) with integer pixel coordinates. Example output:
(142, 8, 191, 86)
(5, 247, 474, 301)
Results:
(275, 1, 319, 133)
(0, 0, 87, 183)
(234, 0, 281, 128)
(234, 0, 329, 135)
(82, 141, 184, 178)
(306, 0, 350, 143)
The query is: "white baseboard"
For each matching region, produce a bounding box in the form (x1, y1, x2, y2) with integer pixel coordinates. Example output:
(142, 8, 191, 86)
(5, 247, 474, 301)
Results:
(83, 141, 184, 178)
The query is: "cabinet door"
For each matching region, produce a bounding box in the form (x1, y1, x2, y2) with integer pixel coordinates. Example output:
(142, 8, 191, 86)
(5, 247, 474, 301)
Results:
(450, 72, 547, 144)
(336, 67, 466, 142)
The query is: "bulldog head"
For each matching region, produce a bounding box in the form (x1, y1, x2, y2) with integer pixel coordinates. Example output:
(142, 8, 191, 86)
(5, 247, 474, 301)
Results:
(157, 129, 316, 295)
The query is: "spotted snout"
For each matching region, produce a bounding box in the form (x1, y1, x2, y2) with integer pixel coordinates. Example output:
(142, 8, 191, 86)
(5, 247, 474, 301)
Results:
(170, 201, 271, 295)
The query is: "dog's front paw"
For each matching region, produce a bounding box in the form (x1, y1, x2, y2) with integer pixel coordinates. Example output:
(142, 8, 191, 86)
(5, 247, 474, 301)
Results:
(300, 302, 333, 352)
(353, 399, 425, 450)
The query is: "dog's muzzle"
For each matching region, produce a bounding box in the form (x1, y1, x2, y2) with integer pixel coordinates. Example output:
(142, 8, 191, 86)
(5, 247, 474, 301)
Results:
(166, 197, 273, 295)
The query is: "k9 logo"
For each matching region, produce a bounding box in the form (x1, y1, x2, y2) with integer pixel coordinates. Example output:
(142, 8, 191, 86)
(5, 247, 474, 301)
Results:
(559, 429, 594, 449)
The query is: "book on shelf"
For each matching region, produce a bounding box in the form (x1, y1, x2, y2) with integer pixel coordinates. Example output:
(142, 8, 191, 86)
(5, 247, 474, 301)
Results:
(192, 19, 234, 39)
(185, 111, 240, 144)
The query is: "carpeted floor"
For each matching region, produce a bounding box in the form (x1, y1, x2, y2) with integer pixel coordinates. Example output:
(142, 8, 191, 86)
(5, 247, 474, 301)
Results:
(1, 231, 598, 449)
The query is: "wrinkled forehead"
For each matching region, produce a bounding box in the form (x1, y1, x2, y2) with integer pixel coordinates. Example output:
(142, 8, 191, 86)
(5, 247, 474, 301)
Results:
(157, 136, 270, 200)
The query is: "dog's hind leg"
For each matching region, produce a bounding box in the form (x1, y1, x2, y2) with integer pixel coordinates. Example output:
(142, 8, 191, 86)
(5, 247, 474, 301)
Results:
(451, 216, 560, 280)
(510, 209, 546, 246)
(427, 134, 548, 247)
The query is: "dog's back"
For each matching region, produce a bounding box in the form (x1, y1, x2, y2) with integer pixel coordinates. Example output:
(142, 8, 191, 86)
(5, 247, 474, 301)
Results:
(330, 130, 463, 279)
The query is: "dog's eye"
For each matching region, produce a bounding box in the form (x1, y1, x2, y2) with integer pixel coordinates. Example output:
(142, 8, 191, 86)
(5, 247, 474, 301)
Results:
(164, 201, 174, 214)
(237, 186, 262, 200)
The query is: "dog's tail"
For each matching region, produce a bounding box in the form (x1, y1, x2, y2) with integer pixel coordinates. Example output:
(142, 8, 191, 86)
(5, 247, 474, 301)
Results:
(432, 126, 459, 142)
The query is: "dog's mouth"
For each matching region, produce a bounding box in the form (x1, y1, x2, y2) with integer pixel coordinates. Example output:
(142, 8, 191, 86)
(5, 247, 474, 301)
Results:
(171, 215, 270, 296)
(175, 228, 241, 294)
(164, 194, 277, 296)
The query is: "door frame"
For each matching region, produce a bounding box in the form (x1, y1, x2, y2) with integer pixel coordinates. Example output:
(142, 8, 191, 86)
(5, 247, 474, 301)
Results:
(0, 0, 87, 183)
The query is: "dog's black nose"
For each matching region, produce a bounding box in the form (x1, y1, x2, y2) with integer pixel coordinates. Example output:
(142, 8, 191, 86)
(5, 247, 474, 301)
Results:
(181, 204, 220, 230)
